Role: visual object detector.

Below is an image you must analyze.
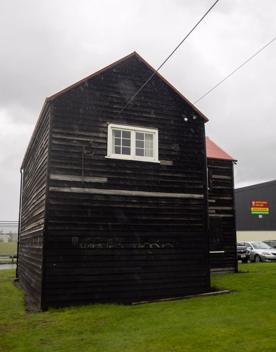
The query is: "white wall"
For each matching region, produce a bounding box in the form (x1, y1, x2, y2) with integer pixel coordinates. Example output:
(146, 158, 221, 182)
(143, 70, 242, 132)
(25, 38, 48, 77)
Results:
(237, 231, 276, 241)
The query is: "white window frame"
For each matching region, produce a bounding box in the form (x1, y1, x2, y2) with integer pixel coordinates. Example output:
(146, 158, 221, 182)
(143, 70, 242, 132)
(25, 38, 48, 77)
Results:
(106, 123, 159, 163)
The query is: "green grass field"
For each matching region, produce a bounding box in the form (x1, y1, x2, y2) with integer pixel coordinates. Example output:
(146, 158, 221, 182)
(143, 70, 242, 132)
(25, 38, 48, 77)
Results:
(0, 242, 17, 256)
(1, 264, 276, 352)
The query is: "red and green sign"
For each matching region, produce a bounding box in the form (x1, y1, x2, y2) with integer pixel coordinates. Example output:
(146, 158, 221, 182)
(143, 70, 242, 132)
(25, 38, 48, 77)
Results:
(251, 200, 269, 215)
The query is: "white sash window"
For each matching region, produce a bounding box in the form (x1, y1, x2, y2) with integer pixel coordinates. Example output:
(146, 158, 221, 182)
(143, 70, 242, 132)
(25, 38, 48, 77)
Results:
(107, 124, 159, 162)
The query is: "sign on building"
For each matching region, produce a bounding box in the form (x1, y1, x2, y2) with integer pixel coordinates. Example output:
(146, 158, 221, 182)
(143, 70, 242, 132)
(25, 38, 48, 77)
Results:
(250, 200, 269, 215)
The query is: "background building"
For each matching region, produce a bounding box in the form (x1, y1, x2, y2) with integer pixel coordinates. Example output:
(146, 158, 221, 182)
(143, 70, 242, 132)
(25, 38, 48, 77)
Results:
(235, 180, 276, 241)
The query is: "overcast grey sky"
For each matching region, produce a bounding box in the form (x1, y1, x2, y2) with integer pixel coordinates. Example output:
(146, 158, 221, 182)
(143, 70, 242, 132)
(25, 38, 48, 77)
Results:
(1, 0, 276, 220)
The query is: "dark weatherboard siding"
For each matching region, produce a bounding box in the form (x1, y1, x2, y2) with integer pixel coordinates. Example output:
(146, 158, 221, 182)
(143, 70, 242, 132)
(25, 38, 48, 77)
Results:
(18, 52, 211, 309)
(235, 180, 276, 231)
(207, 158, 237, 272)
(44, 54, 209, 307)
(17, 104, 51, 308)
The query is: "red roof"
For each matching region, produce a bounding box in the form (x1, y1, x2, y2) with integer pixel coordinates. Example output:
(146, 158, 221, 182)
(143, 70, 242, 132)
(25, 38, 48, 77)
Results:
(206, 137, 236, 161)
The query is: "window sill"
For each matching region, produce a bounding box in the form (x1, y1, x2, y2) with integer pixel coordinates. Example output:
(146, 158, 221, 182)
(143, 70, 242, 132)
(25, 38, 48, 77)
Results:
(105, 155, 160, 164)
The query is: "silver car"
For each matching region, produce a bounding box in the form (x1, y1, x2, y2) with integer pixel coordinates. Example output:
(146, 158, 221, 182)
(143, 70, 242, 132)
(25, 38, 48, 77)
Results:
(238, 241, 276, 262)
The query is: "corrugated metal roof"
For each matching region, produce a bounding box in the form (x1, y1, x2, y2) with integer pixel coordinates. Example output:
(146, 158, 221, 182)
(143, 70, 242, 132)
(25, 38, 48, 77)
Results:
(206, 136, 236, 161)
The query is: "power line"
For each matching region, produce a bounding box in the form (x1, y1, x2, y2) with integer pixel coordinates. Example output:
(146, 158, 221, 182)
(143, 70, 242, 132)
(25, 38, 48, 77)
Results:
(194, 35, 276, 104)
(118, 0, 220, 115)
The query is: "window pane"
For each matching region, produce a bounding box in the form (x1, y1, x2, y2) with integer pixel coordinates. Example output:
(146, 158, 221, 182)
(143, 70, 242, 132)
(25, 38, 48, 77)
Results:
(145, 148, 153, 157)
(113, 130, 121, 138)
(136, 148, 144, 156)
(145, 134, 153, 157)
(122, 130, 131, 139)
(145, 133, 153, 145)
(122, 138, 130, 147)
(136, 132, 144, 141)
(114, 146, 121, 154)
(136, 140, 144, 148)
(122, 147, 131, 155)
(114, 137, 121, 146)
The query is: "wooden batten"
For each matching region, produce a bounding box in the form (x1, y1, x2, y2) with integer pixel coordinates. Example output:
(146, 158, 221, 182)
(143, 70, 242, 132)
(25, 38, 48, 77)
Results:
(49, 174, 108, 183)
(49, 186, 203, 199)
(159, 160, 174, 166)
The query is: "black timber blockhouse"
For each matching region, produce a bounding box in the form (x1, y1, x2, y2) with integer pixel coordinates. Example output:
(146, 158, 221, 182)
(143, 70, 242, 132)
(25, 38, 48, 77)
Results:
(206, 137, 237, 272)
(17, 52, 211, 310)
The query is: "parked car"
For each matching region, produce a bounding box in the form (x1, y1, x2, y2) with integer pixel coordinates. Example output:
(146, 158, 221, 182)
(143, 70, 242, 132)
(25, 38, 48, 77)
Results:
(236, 243, 250, 263)
(238, 241, 276, 262)
(264, 240, 276, 249)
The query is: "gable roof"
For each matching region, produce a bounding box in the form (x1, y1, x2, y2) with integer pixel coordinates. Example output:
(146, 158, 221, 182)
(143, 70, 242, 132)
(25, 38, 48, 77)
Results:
(206, 137, 236, 161)
(22, 52, 209, 168)
(48, 51, 208, 122)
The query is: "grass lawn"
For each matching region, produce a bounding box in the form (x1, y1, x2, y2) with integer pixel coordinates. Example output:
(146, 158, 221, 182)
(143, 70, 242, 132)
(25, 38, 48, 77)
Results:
(1, 264, 276, 352)
(0, 242, 17, 256)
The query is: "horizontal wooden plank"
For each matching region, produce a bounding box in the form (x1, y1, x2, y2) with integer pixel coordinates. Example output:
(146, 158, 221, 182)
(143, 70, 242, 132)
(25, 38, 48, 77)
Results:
(49, 186, 204, 199)
(49, 174, 108, 183)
